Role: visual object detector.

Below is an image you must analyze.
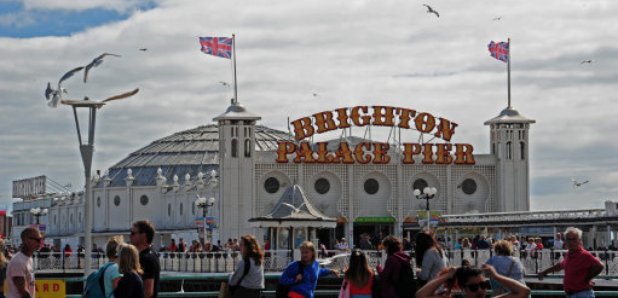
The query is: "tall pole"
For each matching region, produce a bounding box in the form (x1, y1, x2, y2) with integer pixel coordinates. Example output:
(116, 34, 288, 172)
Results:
(507, 37, 511, 108)
(232, 34, 238, 105)
(203, 206, 207, 245)
(426, 199, 431, 230)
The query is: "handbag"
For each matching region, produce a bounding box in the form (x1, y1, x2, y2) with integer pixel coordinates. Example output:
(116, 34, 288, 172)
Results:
(338, 280, 350, 298)
(229, 258, 251, 296)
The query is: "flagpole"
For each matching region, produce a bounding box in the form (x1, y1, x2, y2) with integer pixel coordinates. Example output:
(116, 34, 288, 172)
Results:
(232, 33, 238, 105)
(507, 37, 511, 108)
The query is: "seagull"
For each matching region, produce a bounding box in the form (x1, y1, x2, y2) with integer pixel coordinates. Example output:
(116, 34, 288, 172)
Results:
(571, 178, 590, 188)
(219, 81, 230, 87)
(282, 202, 306, 213)
(83, 53, 122, 83)
(312, 93, 318, 97)
(46, 66, 84, 108)
(580, 60, 593, 64)
(493, 17, 502, 21)
(60, 88, 139, 107)
(139, 48, 148, 51)
(422, 4, 440, 18)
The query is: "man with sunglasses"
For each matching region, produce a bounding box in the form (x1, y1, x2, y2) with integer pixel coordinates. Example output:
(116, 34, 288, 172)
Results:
(416, 264, 530, 298)
(130, 220, 160, 298)
(7, 227, 42, 298)
(538, 227, 604, 298)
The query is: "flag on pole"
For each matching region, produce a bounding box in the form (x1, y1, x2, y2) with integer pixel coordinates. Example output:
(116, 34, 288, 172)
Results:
(199, 37, 233, 59)
(488, 41, 509, 63)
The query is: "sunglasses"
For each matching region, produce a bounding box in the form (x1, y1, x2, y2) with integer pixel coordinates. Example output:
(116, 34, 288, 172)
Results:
(465, 280, 491, 292)
(29, 237, 43, 242)
(566, 237, 578, 241)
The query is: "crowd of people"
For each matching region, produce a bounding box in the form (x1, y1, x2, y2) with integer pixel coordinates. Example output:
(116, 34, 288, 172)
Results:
(159, 237, 242, 253)
(0, 225, 608, 298)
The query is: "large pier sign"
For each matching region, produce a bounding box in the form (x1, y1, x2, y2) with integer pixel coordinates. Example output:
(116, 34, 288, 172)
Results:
(276, 106, 475, 165)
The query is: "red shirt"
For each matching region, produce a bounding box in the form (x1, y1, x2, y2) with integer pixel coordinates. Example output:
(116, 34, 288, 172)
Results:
(560, 246, 602, 293)
(348, 271, 374, 296)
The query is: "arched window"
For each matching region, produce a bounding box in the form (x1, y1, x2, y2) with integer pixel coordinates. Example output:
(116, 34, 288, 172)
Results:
(244, 139, 251, 157)
(231, 139, 238, 158)
(520, 142, 525, 160)
(506, 142, 512, 160)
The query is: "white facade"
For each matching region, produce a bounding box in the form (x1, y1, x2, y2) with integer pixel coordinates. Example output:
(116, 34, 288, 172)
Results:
(25, 102, 538, 248)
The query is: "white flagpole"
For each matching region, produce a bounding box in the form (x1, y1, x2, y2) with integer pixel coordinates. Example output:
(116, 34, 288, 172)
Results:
(232, 34, 238, 105)
(507, 37, 511, 108)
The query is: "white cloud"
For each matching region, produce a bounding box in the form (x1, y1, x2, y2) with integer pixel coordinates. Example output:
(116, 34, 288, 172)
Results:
(1, 0, 618, 211)
(20, 0, 155, 13)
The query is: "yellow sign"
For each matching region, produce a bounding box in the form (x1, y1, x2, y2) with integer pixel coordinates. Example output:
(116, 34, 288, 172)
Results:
(35, 279, 66, 298)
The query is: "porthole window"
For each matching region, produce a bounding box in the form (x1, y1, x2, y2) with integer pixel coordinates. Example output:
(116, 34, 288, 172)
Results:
(264, 177, 280, 194)
(413, 179, 429, 192)
(364, 178, 379, 195)
(314, 178, 330, 195)
(168, 203, 171, 217)
(462, 179, 477, 195)
(113, 196, 121, 206)
(96, 197, 101, 207)
(180, 203, 184, 215)
(140, 195, 149, 206)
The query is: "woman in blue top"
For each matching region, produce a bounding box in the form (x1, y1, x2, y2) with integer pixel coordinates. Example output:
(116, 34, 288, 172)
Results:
(279, 241, 338, 298)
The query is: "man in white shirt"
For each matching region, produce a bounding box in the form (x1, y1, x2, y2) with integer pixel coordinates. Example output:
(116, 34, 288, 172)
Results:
(335, 238, 349, 251)
(7, 227, 42, 298)
(553, 233, 564, 250)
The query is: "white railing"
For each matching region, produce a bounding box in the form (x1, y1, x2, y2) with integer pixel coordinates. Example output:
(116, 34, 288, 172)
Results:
(30, 249, 618, 277)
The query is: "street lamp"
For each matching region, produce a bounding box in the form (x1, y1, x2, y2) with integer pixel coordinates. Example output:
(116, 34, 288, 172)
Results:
(195, 196, 216, 244)
(30, 207, 49, 225)
(414, 187, 438, 229)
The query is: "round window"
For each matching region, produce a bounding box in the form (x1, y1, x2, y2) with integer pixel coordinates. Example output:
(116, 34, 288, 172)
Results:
(264, 177, 280, 194)
(462, 178, 477, 195)
(140, 195, 149, 206)
(96, 197, 101, 207)
(113, 196, 121, 206)
(364, 178, 379, 195)
(413, 178, 429, 192)
(314, 178, 330, 195)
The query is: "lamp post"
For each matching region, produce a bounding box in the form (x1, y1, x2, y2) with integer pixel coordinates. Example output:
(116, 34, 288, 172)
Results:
(30, 207, 49, 225)
(414, 187, 437, 229)
(195, 196, 216, 244)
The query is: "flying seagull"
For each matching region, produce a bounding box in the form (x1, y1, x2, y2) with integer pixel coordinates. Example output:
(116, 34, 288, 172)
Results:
(60, 88, 139, 107)
(493, 17, 502, 21)
(580, 59, 593, 64)
(571, 178, 590, 188)
(423, 4, 440, 18)
(83, 53, 122, 83)
(281, 202, 306, 213)
(46, 66, 84, 108)
(139, 48, 148, 51)
(219, 81, 230, 87)
(312, 93, 318, 97)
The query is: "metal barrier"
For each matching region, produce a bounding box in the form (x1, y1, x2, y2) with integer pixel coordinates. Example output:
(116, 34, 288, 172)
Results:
(60, 273, 618, 298)
(33, 248, 618, 277)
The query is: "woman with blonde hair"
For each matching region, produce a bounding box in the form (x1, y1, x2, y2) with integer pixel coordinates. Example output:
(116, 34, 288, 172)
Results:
(113, 244, 145, 298)
(228, 235, 265, 298)
(102, 236, 124, 298)
(278, 241, 338, 298)
(485, 240, 525, 295)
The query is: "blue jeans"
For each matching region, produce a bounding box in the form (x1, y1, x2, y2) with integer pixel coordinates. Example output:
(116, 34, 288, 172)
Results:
(567, 289, 595, 298)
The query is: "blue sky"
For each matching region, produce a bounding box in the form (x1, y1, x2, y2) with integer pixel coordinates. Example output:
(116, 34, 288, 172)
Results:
(0, 0, 156, 37)
(1, 0, 617, 212)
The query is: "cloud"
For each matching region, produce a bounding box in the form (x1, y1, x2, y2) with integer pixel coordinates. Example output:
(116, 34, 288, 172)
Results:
(1, 0, 618, 212)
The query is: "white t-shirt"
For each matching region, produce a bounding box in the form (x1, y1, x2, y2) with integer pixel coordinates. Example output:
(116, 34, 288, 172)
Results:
(7, 252, 35, 298)
(553, 239, 564, 249)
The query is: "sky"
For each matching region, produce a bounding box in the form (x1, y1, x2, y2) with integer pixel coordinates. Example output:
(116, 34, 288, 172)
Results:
(1, 0, 617, 212)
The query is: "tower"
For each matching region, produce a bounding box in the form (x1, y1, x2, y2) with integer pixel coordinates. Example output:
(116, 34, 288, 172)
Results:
(485, 106, 535, 211)
(214, 101, 261, 240)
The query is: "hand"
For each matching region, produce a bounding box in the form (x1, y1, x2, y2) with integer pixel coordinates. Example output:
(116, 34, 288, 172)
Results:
(295, 274, 303, 283)
(481, 264, 498, 278)
(331, 269, 339, 276)
(537, 272, 545, 281)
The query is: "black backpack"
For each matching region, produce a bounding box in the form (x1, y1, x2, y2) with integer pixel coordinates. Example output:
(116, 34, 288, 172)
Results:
(395, 261, 416, 298)
(276, 261, 305, 298)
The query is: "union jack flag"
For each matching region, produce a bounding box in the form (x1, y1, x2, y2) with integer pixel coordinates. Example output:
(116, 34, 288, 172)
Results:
(488, 41, 509, 63)
(199, 37, 232, 59)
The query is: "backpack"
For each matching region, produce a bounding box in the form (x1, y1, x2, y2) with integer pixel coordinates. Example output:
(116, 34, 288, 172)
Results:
(276, 261, 305, 298)
(83, 262, 114, 298)
(395, 261, 416, 298)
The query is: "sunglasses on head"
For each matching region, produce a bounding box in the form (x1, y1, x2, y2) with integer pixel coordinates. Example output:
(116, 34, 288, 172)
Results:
(465, 280, 491, 292)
